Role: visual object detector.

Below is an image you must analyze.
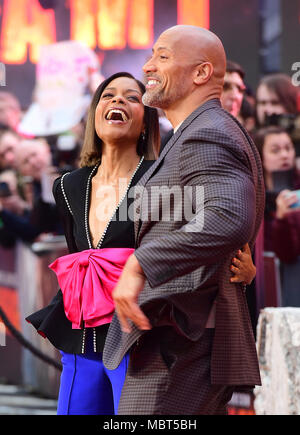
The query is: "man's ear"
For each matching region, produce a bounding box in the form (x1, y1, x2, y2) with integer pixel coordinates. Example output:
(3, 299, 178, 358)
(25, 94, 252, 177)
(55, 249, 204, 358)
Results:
(193, 62, 214, 85)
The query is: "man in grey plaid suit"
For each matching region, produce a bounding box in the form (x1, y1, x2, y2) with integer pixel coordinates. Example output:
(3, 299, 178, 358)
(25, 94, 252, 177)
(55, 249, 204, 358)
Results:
(103, 25, 264, 414)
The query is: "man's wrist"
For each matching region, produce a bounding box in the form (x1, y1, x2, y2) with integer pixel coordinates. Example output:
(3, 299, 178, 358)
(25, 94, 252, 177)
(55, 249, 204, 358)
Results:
(126, 254, 145, 276)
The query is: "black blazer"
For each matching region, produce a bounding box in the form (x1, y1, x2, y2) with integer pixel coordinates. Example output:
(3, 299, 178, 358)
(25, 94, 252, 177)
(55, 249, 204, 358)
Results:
(26, 159, 154, 354)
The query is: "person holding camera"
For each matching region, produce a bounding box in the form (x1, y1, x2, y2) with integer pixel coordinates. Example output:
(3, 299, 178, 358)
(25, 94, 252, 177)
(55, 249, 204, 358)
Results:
(255, 73, 299, 128)
(254, 125, 300, 306)
(0, 138, 62, 244)
(0, 169, 26, 247)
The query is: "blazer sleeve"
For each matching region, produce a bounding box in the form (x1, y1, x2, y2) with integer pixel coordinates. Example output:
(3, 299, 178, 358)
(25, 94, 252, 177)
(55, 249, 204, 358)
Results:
(52, 177, 78, 254)
(134, 132, 256, 288)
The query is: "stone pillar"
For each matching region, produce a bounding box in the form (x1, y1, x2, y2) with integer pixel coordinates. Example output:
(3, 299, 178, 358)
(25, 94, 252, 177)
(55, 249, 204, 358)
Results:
(254, 307, 300, 415)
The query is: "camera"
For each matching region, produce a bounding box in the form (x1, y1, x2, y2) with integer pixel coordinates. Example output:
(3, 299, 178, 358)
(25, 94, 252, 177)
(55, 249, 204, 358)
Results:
(290, 189, 300, 209)
(0, 181, 11, 198)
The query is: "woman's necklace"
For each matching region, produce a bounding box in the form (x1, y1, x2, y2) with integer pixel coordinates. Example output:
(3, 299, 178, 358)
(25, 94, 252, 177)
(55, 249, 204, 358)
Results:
(85, 156, 144, 249)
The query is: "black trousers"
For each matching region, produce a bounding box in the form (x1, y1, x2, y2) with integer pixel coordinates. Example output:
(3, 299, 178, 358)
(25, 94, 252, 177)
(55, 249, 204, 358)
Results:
(118, 327, 234, 415)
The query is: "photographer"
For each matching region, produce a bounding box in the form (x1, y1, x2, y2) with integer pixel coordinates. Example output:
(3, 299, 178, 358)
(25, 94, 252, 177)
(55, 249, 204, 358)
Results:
(254, 126, 300, 307)
(0, 169, 25, 247)
(0, 127, 21, 171)
(0, 138, 63, 244)
(256, 73, 299, 128)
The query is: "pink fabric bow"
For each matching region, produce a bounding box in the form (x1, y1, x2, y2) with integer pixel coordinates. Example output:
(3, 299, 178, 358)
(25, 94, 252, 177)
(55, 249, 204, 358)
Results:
(49, 248, 134, 329)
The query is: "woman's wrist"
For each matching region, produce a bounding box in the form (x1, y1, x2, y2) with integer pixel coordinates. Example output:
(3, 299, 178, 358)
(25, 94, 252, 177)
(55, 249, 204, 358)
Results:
(276, 209, 285, 220)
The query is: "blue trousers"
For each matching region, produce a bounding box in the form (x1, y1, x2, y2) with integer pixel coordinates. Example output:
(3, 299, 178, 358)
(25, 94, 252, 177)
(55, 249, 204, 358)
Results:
(57, 333, 129, 415)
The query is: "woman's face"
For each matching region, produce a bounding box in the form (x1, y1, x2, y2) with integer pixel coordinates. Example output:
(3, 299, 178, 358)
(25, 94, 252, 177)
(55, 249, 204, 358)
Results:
(263, 132, 296, 174)
(256, 84, 287, 126)
(95, 77, 145, 146)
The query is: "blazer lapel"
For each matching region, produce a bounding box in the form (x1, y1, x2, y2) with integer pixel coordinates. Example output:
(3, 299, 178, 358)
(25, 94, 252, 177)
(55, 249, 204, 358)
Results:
(134, 99, 221, 242)
(139, 99, 221, 187)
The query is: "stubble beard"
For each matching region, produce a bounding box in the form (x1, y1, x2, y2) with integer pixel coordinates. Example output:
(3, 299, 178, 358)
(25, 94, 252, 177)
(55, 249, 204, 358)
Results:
(142, 86, 169, 109)
(142, 78, 188, 110)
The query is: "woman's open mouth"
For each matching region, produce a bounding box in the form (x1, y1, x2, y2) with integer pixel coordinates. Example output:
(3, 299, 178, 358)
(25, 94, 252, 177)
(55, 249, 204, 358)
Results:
(105, 108, 129, 124)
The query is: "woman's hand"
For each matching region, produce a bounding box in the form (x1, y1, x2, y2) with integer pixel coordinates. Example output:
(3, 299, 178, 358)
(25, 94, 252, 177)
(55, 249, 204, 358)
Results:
(230, 243, 256, 285)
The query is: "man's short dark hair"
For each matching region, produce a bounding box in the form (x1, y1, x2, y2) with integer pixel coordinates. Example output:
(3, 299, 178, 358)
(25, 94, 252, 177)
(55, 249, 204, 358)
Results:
(226, 60, 245, 80)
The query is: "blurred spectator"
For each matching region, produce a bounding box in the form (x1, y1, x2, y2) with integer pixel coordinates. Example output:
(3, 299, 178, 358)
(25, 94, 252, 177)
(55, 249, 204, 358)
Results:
(254, 126, 300, 306)
(0, 128, 21, 170)
(0, 169, 18, 194)
(256, 73, 299, 127)
(239, 89, 256, 133)
(16, 138, 52, 182)
(220, 60, 246, 119)
(221, 61, 262, 332)
(0, 167, 29, 216)
(0, 138, 62, 244)
(0, 169, 23, 248)
(0, 91, 22, 131)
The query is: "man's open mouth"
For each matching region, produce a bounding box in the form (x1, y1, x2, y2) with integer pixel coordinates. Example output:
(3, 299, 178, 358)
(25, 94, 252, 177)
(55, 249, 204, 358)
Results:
(146, 78, 160, 89)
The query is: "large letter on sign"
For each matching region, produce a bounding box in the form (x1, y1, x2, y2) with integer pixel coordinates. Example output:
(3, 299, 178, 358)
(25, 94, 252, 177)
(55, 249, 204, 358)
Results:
(177, 0, 210, 28)
(70, 0, 97, 49)
(1, 0, 56, 64)
(128, 0, 153, 49)
(97, 0, 128, 49)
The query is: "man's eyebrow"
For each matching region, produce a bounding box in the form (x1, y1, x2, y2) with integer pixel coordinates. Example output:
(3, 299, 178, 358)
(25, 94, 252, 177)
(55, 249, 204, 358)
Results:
(152, 46, 172, 53)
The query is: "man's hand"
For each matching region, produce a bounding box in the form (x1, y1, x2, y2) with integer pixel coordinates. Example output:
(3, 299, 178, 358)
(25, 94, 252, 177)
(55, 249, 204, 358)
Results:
(112, 254, 151, 333)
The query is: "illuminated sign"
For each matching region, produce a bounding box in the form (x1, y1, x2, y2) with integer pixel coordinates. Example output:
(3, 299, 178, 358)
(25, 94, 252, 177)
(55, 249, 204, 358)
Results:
(177, 0, 209, 28)
(1, 0, 56, 64)
(70, 0, 154, 50)
(0, 0, 210, 64)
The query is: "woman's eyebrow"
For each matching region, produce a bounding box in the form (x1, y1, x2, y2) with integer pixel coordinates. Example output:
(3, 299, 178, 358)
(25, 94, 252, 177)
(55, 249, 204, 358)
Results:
(104, 87, 142, 95)
(126, 89, 142, 95)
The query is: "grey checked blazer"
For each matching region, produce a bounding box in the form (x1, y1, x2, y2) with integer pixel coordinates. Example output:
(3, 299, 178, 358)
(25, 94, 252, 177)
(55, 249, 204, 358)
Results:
(103, 99, 264, 386)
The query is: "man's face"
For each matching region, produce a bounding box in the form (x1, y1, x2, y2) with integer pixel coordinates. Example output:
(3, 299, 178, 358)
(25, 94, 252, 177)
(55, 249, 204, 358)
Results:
(220, 72, 246, 118)
(142, 32, 194, 110)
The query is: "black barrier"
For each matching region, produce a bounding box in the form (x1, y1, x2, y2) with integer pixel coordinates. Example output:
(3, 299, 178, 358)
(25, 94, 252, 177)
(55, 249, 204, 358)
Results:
(0, 238, 67, 397)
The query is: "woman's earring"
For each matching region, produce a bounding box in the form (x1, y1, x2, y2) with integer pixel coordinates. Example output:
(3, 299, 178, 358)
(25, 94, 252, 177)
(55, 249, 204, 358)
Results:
(141, 131, 146, 142)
